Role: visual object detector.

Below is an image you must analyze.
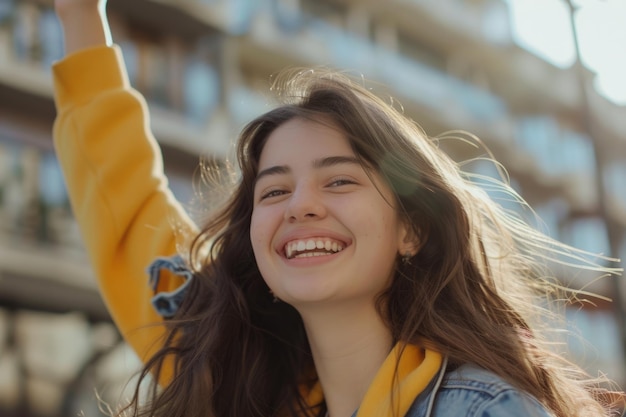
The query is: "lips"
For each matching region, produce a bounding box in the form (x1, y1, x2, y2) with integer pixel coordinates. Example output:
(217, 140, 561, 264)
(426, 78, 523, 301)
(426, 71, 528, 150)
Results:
(284, 238, 346, 259)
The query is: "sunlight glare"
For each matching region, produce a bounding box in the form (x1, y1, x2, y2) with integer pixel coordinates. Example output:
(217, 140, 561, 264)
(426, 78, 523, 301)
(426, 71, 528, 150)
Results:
(506, 0, 626, 106)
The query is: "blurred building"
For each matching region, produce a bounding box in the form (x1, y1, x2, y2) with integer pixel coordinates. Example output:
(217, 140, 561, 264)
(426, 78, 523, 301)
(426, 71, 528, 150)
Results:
(0, 0, 624, 415)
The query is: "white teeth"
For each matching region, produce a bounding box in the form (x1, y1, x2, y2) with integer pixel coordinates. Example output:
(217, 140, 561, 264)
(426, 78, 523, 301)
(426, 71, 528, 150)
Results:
(294, 251, 328, 258)
(285, 238, 346, 259)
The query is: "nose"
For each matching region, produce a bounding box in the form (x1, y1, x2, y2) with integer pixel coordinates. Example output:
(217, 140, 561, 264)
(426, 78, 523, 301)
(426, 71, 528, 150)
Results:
(284, 181, 327, 222)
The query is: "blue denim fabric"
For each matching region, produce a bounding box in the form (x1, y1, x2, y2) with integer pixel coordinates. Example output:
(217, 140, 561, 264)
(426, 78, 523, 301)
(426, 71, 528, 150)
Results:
(147, 254, 193, 318)
(405, 359, 552, 417)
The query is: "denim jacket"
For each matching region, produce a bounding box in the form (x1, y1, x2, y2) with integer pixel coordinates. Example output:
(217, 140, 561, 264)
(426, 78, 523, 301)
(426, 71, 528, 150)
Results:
(402, 358, 552, 417)
(149, 256, 552, 417)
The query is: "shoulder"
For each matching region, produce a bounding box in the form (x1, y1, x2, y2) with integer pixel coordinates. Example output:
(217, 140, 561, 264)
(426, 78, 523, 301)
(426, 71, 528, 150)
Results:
(429, 364, 552, 417)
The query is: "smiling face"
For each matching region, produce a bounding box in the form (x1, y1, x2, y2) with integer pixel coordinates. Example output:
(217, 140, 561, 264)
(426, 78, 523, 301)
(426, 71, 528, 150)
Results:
(250, 117, 412, 308)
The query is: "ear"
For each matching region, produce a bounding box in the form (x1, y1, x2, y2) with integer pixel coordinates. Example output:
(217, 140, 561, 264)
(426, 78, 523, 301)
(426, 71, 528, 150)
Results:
(396, 217, 423, 258)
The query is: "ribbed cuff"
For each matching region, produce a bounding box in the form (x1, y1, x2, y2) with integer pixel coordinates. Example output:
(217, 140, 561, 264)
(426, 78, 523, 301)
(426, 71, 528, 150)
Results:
(52, 45, 129, 112)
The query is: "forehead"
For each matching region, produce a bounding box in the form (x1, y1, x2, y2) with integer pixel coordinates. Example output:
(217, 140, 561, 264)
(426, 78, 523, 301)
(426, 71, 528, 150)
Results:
(258, 118, 355, 170)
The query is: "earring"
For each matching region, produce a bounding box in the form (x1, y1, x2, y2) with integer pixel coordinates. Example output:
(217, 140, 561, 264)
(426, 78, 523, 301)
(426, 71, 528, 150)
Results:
(401, 252, 412, 265)
(269, 289, 279, 303)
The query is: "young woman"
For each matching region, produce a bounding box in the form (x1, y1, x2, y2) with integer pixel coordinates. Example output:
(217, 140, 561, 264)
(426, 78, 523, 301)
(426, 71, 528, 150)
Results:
(52, 1, 620, 416)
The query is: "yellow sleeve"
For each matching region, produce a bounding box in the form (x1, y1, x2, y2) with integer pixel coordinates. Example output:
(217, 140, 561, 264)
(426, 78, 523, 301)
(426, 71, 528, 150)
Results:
(52, 45, 198, 384)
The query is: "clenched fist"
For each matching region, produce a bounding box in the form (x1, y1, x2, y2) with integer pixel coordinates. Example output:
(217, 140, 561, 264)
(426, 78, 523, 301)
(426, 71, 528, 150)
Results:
(54, 0, 111, 55)
(54, 0, 106, 18)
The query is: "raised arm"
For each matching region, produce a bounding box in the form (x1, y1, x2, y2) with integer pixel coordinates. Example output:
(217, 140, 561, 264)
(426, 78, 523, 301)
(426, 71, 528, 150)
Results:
(54, 0, 111, 53)
(52, 0, 198, 384)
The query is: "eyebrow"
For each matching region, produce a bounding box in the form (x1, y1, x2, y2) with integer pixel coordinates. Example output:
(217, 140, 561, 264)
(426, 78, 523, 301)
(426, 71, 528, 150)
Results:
(255, 155, 362, 184)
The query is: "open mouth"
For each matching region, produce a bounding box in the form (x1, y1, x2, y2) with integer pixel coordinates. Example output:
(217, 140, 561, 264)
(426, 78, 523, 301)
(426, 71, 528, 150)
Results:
(284, 238, 346, 259)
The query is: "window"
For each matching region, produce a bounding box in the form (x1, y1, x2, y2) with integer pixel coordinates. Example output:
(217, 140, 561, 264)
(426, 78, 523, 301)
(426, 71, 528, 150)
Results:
(272, 0, 302, 32)
(604, 161, 626, 207)
(184, 58, 220, 125)
(397, 30, 446, 71)
(0, 0, 13, 24)
(0, 139, 76, 245)
(301, 0, 346, 28)
(38, 8, 63, 68)
(561, 217, 610, 256)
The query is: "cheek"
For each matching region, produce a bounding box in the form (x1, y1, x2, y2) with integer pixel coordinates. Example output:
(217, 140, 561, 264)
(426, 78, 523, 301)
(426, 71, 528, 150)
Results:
(249, 215, 268, 279)
(249, 211, 280, 289)
(249, 208, 278, 263)
(249, 212, 265, 254)
(366, 205, 397, 237)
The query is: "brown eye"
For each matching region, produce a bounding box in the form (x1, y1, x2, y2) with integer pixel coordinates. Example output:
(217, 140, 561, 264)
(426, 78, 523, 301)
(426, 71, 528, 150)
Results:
(261, 189, 288, 200)
(328, 177, 356, 187)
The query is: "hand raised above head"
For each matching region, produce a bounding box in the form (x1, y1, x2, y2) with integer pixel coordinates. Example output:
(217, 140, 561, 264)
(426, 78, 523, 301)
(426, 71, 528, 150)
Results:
(54, 0, 106, 17)
(53, 0, 111, 55)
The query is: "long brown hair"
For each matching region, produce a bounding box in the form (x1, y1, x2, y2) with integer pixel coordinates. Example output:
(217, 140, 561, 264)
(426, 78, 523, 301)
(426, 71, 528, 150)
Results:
(120, 69, 619, 417)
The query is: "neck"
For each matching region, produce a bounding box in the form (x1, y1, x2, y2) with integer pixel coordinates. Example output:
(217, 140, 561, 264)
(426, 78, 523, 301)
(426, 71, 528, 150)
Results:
(298, 300, 393, 417)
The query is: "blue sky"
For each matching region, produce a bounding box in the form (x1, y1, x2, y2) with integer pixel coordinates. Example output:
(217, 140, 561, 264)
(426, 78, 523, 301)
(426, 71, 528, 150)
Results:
(506, 0, 626, 106)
